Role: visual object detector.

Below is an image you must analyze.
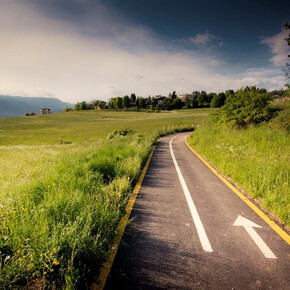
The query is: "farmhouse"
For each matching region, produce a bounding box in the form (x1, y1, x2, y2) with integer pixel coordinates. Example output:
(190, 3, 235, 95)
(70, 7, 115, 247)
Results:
(179, 94, 195, 102)
(152, 95, 166, 104)
(40, 107, 51, 114)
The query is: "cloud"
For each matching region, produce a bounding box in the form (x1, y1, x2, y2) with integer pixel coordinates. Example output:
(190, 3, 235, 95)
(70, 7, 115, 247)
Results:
(0, 1, 285, 103)
(261, 29, 289, 66)
(181, 32, 223, 47)
(221, 68, 285, 91)
(187, 33, 211, 45)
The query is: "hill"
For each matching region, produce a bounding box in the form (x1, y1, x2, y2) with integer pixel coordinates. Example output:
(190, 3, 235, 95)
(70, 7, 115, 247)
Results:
(0, 95, 73, 118)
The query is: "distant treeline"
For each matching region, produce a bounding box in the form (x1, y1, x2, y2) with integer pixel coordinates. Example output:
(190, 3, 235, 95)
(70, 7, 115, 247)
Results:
(66, 87, 290, 112)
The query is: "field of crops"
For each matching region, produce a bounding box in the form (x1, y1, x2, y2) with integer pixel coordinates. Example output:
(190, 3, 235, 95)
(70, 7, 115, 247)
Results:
(0, 109, 210, 288)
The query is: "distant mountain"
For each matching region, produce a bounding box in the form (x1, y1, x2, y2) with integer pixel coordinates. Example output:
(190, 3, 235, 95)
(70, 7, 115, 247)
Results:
(0, 95, 74, 118)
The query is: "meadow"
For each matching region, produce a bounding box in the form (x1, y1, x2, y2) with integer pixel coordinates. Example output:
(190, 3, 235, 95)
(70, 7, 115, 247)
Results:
(188, 104, 290, 228)
(0, 109, 210, 288)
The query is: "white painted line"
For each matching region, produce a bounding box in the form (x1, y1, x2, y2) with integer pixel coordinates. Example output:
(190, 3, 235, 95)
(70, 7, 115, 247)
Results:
(233, 215, 277, 259)
(170, 135, 213, 253)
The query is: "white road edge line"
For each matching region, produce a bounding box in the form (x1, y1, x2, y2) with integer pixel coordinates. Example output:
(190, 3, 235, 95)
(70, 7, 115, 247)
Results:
(170, 135, 213, 252)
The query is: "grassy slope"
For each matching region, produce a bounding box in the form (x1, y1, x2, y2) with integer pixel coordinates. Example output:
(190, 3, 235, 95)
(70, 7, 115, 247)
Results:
(188, 111, 290, 228)
(0, 109, 210, 288)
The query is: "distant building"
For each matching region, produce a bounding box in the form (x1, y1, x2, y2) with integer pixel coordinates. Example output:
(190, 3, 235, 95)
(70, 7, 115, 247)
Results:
(152, 95, 166, 104)
(178, 94, 195, 101)
(40, 107, 51, 114)
(99, 101, 107, 109)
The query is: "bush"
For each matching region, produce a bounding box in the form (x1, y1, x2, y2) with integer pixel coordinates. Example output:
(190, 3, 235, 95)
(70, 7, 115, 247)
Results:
(269, 102, 290, 131)
(219, 87, 271, 127)
(107, 129, 138, 139)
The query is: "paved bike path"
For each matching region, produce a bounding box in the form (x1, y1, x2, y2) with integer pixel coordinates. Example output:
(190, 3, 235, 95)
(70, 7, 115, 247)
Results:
(105, 133, 290, 289)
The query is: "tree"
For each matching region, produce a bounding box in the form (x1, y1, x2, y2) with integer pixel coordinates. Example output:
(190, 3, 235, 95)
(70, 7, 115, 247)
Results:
(197, 91, 207, 107)
(87, 103, 95, 110)
(163, 97, 172, 110)
(108, 98, 115, 109)
(93, 100, 100, 109)
(190, 99, 198, 108)
(171, 91, 177, 100)
(192, 91, 200, 98)
(136, 97, 146, 109)
(74, 101, 88, 110)
(122, 95, 131, 108)
(225, 89, 234, 97)
(115, 97, 123, 109)
(207, 92, 216, 104)
(210, 93, 226, 108)
(151, 98, 158, 109)
(172, 98, 184, 109)
(146, 96, 152, 108)
(130, 93, 137, 105)
(283, 22, 290, 80)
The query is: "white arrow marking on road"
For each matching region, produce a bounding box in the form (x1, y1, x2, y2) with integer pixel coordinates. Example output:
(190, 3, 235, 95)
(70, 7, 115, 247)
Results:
(233, 215, 277, 259)
(170, 136, 213, 252)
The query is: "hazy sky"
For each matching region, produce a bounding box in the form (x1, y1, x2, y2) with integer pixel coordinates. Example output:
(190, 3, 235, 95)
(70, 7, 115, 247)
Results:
(0, 0, 289, 102)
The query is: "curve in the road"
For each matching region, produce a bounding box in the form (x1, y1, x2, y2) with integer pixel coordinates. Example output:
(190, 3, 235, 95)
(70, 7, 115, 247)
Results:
(102, 133, 290, 289)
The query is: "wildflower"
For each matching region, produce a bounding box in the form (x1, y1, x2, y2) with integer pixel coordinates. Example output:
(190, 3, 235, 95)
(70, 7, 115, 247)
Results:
(44, 272, 47, 275)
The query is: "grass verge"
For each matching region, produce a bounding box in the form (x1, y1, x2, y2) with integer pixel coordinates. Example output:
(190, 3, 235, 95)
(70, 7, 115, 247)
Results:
(188, 111, 290, 228)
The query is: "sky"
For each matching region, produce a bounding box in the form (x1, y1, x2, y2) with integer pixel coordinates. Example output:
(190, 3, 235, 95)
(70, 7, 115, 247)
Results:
(0, 0, 289, 103)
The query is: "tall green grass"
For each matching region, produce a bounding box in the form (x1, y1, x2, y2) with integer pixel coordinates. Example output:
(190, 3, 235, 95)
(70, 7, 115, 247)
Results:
(0, 134, 152, 288)
(188, 112, 290, 227)
(0, 109, 211, 288)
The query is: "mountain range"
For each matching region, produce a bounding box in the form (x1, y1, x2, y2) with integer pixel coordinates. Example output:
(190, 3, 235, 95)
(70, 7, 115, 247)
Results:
(0, 95, 73, 118)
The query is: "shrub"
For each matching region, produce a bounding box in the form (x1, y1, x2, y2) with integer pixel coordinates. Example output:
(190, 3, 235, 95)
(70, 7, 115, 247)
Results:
(107, 129, 138, 139)
(219, 87, 271, 127)
(269, 101, 290, 131)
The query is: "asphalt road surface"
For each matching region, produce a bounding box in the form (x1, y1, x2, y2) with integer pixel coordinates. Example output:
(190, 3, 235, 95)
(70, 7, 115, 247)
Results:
(105, 133, 290, 290)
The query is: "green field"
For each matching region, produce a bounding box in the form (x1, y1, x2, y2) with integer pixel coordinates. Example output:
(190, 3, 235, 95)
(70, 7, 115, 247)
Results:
(0, 109, 210, 146)
(0, 109, 210, 288)
(188, 109, 290, 228)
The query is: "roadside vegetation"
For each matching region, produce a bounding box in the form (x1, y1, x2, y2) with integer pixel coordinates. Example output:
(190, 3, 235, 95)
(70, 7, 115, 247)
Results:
(188, 87, 290, 228)
(0, 109, 209, 288)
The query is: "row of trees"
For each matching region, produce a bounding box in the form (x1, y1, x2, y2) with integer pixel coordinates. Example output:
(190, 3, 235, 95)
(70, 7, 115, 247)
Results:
(106, 90, 237, 110)
(69, 87, 288, 112)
